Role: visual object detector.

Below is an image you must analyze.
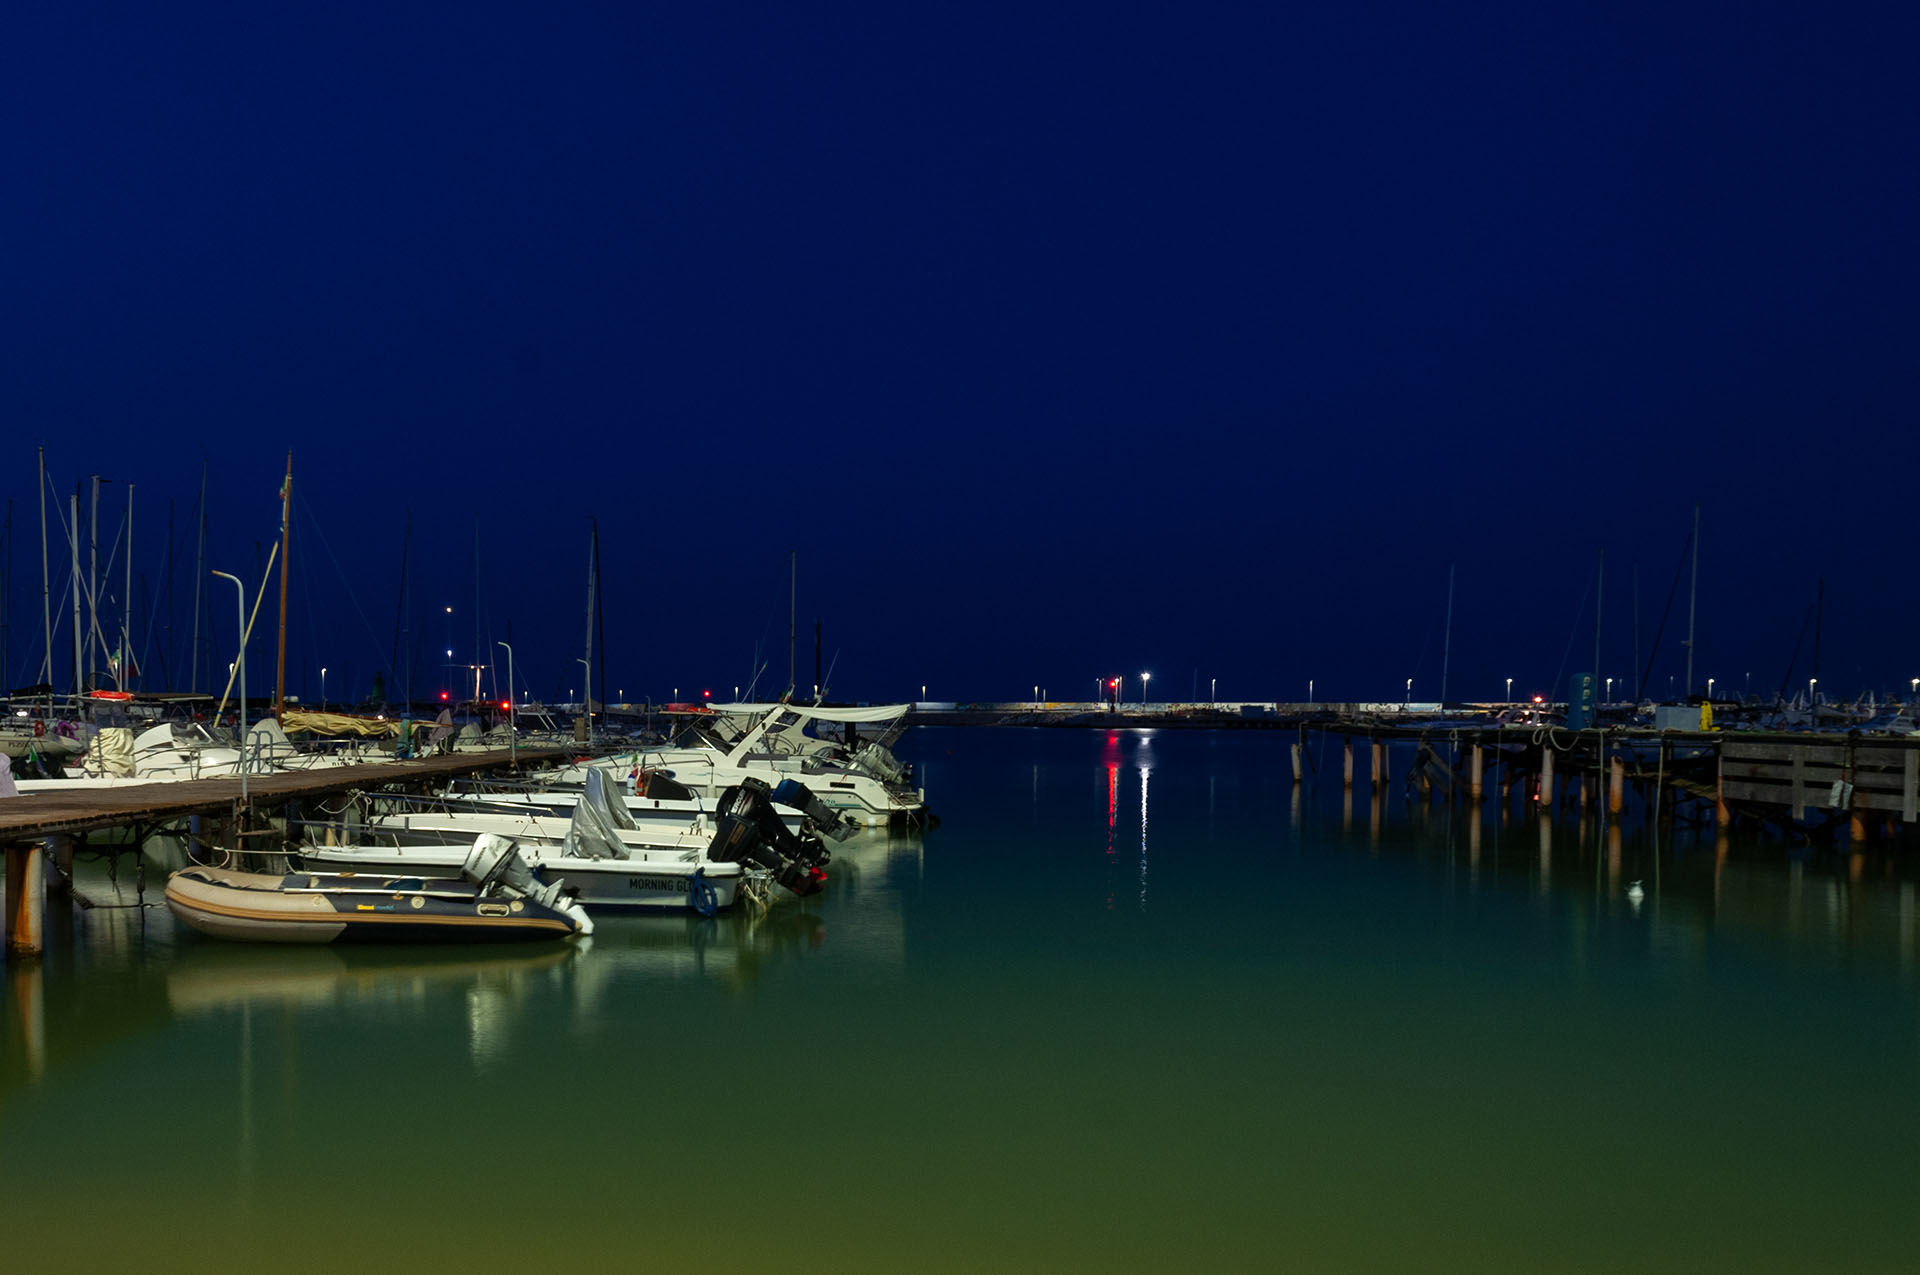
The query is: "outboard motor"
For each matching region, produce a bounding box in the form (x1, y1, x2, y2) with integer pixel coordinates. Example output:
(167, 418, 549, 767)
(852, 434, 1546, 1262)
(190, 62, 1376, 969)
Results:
(463, 833, 571, 912)
(852, 741, 907, 785)
(770, 777, 857, 842)
(709, 778, 831, 897)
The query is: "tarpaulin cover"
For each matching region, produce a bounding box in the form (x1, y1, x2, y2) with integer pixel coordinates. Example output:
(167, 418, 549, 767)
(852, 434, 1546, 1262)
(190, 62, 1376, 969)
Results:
(280, 710, 402, 737)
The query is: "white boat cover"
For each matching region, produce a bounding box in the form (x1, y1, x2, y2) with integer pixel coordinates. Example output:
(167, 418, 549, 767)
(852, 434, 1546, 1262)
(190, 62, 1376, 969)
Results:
(559, 769, 638, 860)
(91, 726, 136, 776)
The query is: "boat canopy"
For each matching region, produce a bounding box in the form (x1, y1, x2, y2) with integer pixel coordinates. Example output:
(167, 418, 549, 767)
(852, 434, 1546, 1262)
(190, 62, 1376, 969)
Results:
(709, 703, 910, 725)
(281, 710, 401, 737)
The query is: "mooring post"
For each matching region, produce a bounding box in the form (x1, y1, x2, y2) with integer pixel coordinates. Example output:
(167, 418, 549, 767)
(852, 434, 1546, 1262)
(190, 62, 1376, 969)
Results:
(6, 843, 46, 957)
(1539, 748, 1555, 809)
(1290, 743, 1303, 784)
(1609, 756, 1625, 815)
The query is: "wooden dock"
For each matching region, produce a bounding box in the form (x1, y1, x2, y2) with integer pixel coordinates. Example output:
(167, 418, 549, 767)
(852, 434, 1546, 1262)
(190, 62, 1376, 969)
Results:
(3, 748, 566, 957)
(0, 748, 567, 844)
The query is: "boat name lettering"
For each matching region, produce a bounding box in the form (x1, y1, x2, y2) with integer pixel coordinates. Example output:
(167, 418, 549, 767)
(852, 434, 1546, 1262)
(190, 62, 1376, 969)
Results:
(626, 876, 691, 892)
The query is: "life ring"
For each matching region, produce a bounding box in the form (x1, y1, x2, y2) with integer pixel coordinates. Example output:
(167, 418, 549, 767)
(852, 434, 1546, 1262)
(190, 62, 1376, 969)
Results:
(33, 720, 45, 737)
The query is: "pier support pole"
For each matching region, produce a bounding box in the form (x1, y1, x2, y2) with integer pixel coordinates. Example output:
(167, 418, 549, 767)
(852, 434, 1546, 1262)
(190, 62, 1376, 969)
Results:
(5, 843, 46, 957)
(1609, 756, 1625, 816)
(1371, 741, 1386, 791)
(1342, 739, 1354, 790)
(1715, 753, 1730, 827)
(1539, 748, 1555, 810)
(1468, 745, 1483, 801)
(1290, 743, 1303, 784)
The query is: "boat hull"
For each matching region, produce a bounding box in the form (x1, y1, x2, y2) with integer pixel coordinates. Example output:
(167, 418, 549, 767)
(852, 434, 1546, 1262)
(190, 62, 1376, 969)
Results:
(165, 867, 584, 943)
(298, 844, 744, 913)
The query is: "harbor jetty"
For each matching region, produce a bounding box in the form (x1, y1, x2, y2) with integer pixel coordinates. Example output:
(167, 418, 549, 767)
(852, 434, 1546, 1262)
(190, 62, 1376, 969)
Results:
(910, 701, 1920, 846)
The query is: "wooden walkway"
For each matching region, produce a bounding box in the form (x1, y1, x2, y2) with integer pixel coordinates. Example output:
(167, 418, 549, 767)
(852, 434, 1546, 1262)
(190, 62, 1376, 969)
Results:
(0, 748, 567, 844)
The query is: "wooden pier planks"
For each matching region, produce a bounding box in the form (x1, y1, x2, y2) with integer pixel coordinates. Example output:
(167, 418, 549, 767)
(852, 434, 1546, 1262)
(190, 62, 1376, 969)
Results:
(0, 748, 568, 845)
(1716, 739, 1916, 822)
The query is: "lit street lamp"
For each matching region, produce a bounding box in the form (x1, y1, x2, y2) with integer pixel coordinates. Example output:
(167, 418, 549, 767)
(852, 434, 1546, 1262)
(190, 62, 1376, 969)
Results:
(1505, 676, 1512, 702)
(1706, 677, 1714, 700)
(1605, 676, 1612, 702)
(1404, 678, 1412, 709)
(1141, 671, 1151, 703)
(319, 666, 327, 711)
(1308, 678, 1314, 704)
(1809, 677, 1817, 703)
(1210, 677, 1215, 702)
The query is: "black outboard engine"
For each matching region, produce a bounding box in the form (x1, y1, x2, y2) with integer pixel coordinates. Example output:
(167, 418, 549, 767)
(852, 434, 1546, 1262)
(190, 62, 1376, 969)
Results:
(770, 777, 857, 842)
(709, 778, 831, 897)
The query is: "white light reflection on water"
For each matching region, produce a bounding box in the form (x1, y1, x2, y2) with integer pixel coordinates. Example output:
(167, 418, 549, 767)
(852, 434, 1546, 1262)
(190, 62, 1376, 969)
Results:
(1139, 760, 1150, 911)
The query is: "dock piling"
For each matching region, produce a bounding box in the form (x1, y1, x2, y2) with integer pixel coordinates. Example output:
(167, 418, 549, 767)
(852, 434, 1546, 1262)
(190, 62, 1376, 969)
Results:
(5, 842, 47, 957)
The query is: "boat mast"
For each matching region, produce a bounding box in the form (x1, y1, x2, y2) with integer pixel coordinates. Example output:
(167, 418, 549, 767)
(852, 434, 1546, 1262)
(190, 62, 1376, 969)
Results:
(788, 549, 796, 698)
(274, 452, 292, 721)
(1593, 548, 1603, 698)
(70, 490, 82, 700)
(1682, 502, 1699, 698)
(190, 461, 206, 692)
(593, 519, 606, 721)
(1439, 562, 1454, 705)
(88, 474, 100, 689)
(38, 447, 50, 694)
(2, 497, 10, 688)
(120, 482, 133, 691)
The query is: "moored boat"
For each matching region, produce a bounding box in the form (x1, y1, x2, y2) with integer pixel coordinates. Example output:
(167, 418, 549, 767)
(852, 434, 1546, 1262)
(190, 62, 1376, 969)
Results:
(165, 835, 593, 943)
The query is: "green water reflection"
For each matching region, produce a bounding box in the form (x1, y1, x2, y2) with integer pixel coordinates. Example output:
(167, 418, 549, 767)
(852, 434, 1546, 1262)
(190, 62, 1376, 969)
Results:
(4, 729, 1919, 1272)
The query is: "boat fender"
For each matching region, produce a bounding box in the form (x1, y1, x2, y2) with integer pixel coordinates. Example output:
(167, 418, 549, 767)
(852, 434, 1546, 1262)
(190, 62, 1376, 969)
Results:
(689, 867, 718, 918)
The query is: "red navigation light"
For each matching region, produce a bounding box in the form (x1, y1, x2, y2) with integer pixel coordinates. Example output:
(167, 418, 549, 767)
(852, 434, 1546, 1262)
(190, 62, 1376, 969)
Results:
(1532, 695, 1543, 704)
(702, 689, 711, 698)
(1109, 679, 1118, 688)
(500, 700, 510, 710)
(439, 691, 449, 701)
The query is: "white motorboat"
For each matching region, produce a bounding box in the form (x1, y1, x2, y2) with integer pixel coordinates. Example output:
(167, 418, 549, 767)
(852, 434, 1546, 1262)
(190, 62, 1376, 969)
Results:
(301, 773, 832, 912)
(432, 766, 821, 839)
(549, 703, 928, 827)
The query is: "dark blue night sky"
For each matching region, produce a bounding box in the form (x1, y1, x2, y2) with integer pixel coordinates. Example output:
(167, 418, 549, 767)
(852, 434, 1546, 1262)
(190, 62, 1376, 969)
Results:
(4, 2, 1916, 707)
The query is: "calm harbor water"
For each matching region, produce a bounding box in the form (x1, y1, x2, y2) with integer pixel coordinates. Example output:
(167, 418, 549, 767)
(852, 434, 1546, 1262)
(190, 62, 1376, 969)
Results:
(6, 727, 1920, 1272)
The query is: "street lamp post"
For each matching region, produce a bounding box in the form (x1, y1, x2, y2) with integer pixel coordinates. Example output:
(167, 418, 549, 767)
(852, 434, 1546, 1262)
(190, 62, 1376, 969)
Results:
(1210, 677, 1215, 703)
(1404, 678, 1412, 710)
(1809, 677, 1817, 704)
(320, 666, 327, 711)
(1308, 678, 1313, 704)
(211, 570, 247, 806)
(1706, 677, 1714, 701)
(1141, 672, 1151, 704)
(496, 641, 515, 764)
